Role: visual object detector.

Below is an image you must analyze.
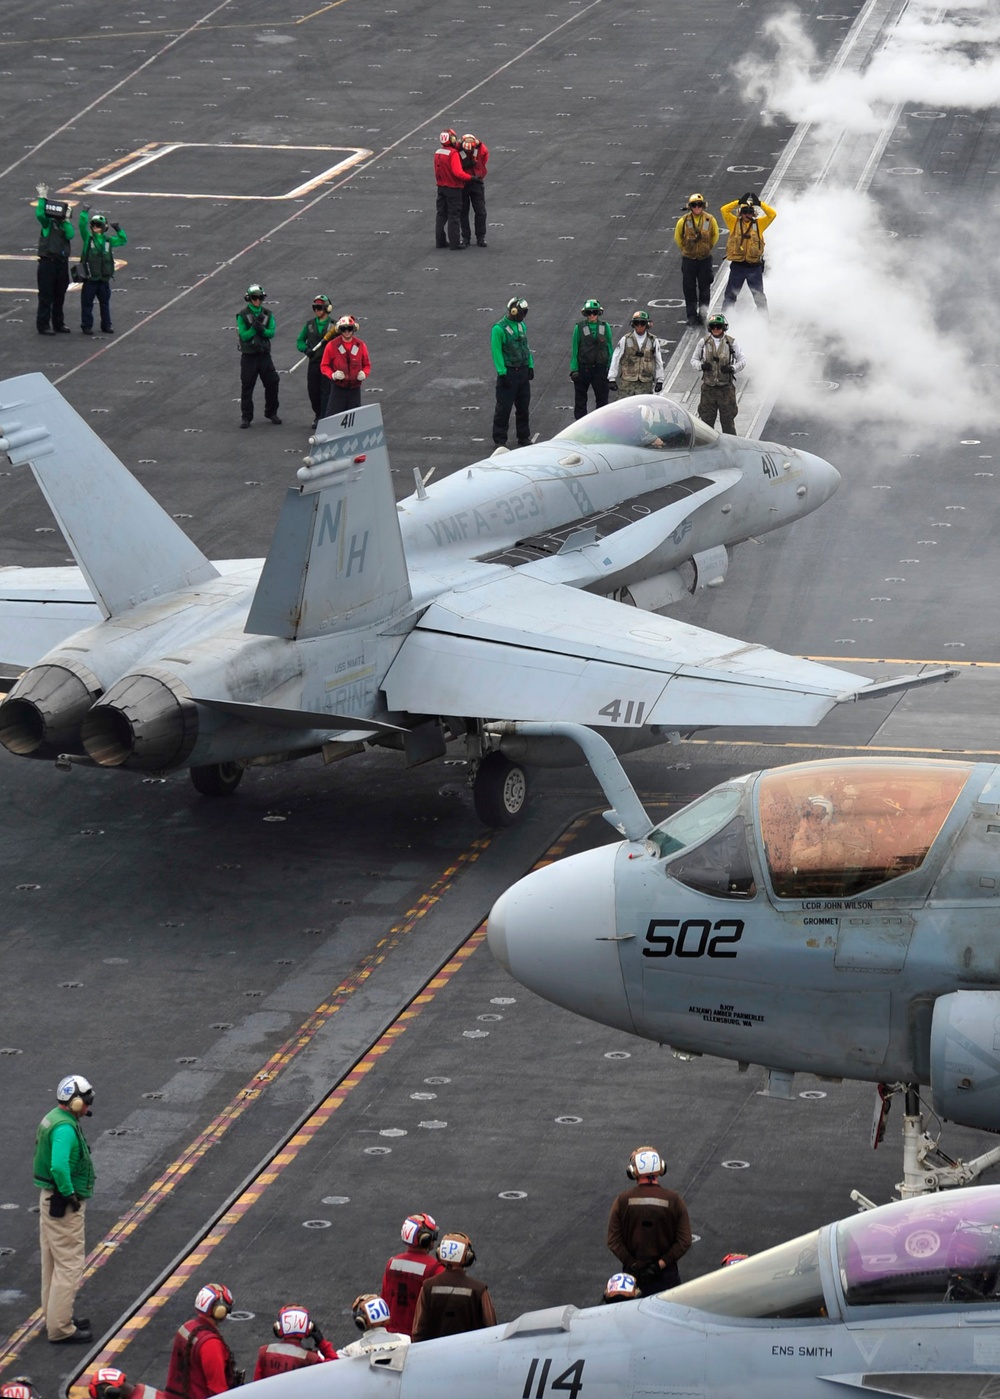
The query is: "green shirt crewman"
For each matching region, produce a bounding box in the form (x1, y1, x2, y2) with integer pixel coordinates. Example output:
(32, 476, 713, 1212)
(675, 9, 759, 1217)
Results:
(296, 293, 335, 428)
(77, 206, 127, 335)
(569, 298, 612, 419)
(34, 1074, 96, 1343)
(34, 182, 74, 335)
(491, 296, 533, 448)
(237, 283, 281, 428)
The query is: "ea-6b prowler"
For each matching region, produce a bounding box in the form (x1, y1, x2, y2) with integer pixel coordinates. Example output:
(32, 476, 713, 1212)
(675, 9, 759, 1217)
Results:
(0, 374, 946, 823)
(488, 735, 1000, 1194)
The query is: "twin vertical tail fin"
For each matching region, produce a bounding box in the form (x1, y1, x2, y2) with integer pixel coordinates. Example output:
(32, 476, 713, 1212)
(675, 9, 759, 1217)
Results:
(0, 373, 218, 619)
(244, 403, 411, 639)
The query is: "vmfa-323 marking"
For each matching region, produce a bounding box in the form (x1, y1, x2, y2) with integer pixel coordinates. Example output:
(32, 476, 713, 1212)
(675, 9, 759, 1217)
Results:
(0, 377, 949, 821)
(233, 1186, 1000, 1399)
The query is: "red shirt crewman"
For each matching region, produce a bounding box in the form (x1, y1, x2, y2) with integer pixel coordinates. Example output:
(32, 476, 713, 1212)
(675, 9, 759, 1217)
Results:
(381, 1212, 447, 1336)
(253, 1305, 337, 1380)
(320, 314, 371, 417)
(165, 1284, 241, 1399)
(433, 128, 470, 251)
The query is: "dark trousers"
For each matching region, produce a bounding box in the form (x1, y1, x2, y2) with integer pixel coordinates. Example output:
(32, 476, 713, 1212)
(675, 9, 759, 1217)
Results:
(573, 367, 610, 419)
(681, 255, 713, 317)
(37, 258, 69, 331)
(325, 382, 362, 415)
(493, 367, 531, 446)
(240, 351, 280, 420)
(460, 180, 487, 244)
(435, 187, 464, 249)
(306, 358, 326, 421)
(698, 382, 738, 435)
(723, 261, 768, 313)
(80, 279, 113, 332)
(637, 1261, 681, 1298)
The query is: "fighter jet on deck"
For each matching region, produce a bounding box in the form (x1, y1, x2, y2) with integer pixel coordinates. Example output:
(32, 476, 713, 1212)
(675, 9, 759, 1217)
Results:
(0, 374, 945, 823)
(229, 1186, 1000, 1399)
(489, 740, 1000, 1192)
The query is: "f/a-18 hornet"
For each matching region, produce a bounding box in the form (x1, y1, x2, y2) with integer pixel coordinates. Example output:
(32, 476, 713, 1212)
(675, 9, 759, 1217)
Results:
(489, 738, 1000, 1194)
(236, 1186, 1000, 1399)
(0, 374, 945, 823)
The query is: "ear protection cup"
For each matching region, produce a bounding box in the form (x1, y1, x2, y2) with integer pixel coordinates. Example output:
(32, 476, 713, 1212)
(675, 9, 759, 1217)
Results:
(212, 1303, 229, 1321)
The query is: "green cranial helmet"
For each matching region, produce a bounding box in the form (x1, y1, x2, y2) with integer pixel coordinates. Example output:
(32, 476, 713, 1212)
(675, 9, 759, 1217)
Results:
(245, 284, 266, 301)
(581, 298, 603, 315)
(707, 313, 729, 330)
(90, 212, 109, 228)
(630, 310, 650, 326)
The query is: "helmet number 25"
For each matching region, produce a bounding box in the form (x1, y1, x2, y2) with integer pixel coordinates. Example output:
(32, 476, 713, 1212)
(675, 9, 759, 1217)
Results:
(643, 918, 744, 958)
(522, 1359, 585, 1399)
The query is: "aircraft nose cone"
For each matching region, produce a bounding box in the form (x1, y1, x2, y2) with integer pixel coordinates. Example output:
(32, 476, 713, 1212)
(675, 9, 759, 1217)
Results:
(487, 845, 636, 1034)
(805, 450, 841, 504)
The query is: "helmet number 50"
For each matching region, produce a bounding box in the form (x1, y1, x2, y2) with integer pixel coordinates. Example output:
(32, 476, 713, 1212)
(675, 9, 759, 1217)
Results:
(642, 918, 744, 958)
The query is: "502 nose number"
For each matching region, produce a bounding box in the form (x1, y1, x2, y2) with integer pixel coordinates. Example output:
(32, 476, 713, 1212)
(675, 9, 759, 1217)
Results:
(642, 918, 744, 959)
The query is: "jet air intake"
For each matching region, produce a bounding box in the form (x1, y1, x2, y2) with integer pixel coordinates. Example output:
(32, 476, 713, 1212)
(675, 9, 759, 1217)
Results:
(81, 671, 197, 770)
(930, 990, 1000, 1132)
(0, 661, 101, 757)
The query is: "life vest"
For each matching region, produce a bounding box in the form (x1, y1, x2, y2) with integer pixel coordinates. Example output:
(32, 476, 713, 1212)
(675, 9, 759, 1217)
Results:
(80, 236, 116, 281)
(33, 1108, 94, 1196)
(253, 1341, 327, 1381)
(678, 213, 714, 259)
(37, 221, 71, 262)
(498, 319, 530, 370)
(576, 321, 611, 370)
(700, 334, 736, 387)
(725, 218, 765, 264)
(412, 1270, 492, 1341)
(618, 332, 657, 384)
(165, 1317, 238, 1399)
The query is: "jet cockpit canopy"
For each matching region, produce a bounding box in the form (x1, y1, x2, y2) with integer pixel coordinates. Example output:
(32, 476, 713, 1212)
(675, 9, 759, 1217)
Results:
(661, 1185, 1000, 1319)
(553, 395, 719, 451)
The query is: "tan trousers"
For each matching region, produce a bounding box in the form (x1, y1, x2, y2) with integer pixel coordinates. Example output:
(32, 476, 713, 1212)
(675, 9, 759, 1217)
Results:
(39, 1190, 86, 1339)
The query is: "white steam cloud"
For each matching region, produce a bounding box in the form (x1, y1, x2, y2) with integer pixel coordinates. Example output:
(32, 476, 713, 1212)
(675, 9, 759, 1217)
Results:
(736, 0, 1000, 137)
(724, 2, 1000, 443)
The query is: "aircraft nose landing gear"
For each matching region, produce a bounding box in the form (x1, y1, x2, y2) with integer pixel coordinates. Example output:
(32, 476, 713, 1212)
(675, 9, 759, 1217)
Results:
(472, 752, 528, 827)
(855, 1082, 1000, 1204)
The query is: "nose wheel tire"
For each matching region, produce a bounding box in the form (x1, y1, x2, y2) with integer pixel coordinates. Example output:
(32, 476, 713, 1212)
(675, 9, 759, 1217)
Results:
(190, 761, 245, 797)
(473, 752, 528, 827)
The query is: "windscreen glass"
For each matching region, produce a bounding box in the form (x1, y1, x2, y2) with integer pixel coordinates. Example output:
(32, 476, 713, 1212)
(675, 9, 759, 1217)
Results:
(665, 1231, 826, 1319)
(667, 816, 757, 899)
(758, 759, 972, 900)
(838, 1188, 1000, 1306)
(554, 396, 694, 452)
(648, 788, 743, 859)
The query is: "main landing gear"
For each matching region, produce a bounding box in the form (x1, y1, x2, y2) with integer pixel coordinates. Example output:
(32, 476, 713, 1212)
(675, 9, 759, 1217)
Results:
(472, 752, 528, 827)
(189, 761, 245, 797)
(852, 1082, 1000, 1207)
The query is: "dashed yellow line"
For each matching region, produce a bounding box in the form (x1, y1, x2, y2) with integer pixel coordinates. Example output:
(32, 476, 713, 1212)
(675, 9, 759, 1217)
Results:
(0, 833, 497, 1374)
(58, 818, 589, 1395)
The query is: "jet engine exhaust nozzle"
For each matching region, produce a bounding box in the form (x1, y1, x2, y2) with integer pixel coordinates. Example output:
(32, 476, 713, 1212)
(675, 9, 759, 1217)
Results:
(0, 661, 102, 757)
(81, 671, 197, 770)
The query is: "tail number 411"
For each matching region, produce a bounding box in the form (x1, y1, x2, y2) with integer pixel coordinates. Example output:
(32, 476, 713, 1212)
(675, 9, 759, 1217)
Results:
(522, 1360, 585, 1399)
(598, 698, 645, 725)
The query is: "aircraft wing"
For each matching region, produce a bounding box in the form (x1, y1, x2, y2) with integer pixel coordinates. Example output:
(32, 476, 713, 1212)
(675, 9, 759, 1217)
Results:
(0, 567, 102, 671)
(382, 571, 929, 729)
